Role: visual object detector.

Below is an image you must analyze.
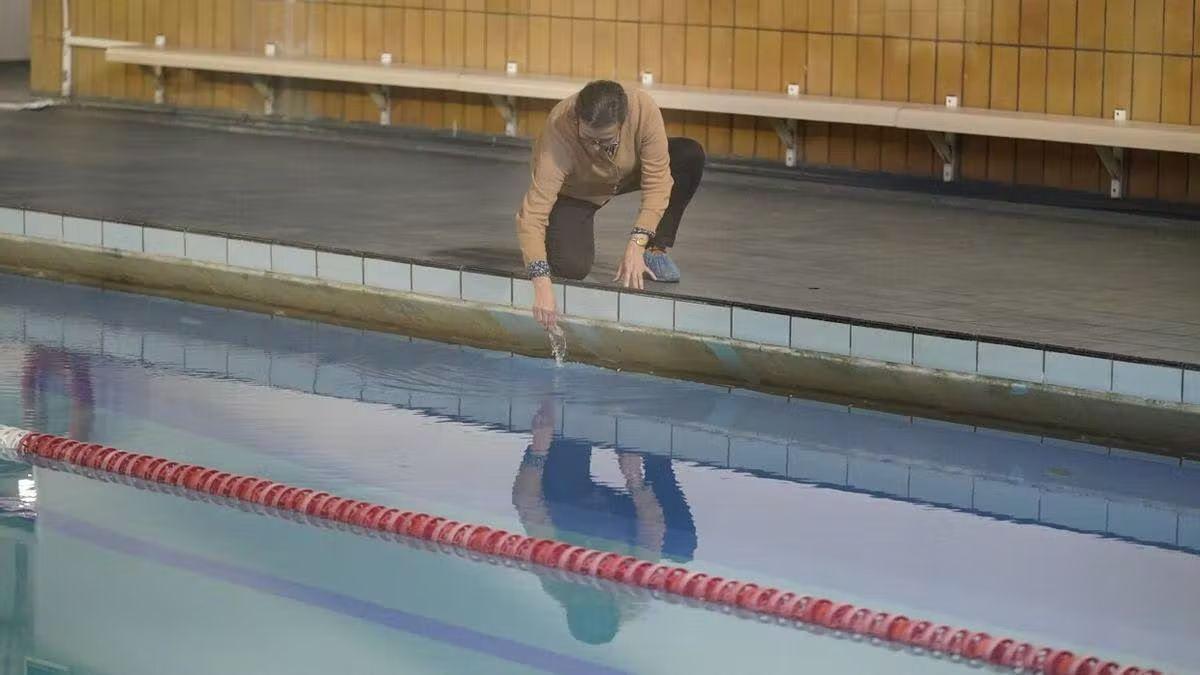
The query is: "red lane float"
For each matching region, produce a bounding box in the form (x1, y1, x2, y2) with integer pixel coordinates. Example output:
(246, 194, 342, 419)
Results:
(0, 426, 1162, 675)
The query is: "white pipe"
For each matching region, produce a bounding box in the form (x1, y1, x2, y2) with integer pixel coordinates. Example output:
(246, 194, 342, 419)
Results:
(60, 0, 70, 97)
(55, 0, 138, 100)
(65, 36, 139, 49)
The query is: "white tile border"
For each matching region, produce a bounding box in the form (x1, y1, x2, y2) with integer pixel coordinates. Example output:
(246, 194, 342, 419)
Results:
(732, 307, 789, 347)
(316, 251, 365, 285)
(791, 317, 851, 355)
(978, 342, 1045, 382)
(1185, 369, 1200, 405)
(364, 258, 413, 292)
(851, 326, 913, 365)
(270, 244, 317, 278)
(63, 216, 103, 247)
(24, 211, 63, 240)
(0, 207, 22, 235)
(143, 227, 186, 257)
(461, 271, 513, 305)
(675, 300, 731, 338)
(228, 238, 272, 270)
(1113, 361, 1184, 403)
(619, 293, 674, 330)
(913, 333, 977, 373)
(564, 285, 619, 322)
(1045, 351, 1112, 393)
(184, 232, 229, 264)
(4, 214, 1197, 409)
(411, 264, 462, 299)
(101, 221, 144, 252)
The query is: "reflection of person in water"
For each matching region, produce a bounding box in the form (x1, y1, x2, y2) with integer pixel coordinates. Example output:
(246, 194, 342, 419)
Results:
(512, 399, 697, 645)
(21, 347, 94, 442)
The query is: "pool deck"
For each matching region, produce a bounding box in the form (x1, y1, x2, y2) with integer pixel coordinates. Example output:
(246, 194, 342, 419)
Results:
(1, 105, 1198, 367)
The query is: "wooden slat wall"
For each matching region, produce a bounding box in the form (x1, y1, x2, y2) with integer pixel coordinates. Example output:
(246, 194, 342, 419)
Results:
(27, 0, 1200, 202)
(30, 0, 49, 95)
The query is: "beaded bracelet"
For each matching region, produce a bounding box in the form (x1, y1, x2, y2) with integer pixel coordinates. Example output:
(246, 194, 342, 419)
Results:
(522, 448, 549, 468)
(527, 260, 552, 278)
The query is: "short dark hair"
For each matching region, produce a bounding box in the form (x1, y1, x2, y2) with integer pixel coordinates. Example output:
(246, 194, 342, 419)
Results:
(576, 80, 628, 128)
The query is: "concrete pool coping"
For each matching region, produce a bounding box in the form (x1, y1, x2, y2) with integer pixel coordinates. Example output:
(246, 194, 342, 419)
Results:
(1, 208, 1197, 455)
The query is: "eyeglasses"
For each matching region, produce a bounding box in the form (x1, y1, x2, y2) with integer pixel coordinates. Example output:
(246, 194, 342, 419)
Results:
(579, 123, 620, 154)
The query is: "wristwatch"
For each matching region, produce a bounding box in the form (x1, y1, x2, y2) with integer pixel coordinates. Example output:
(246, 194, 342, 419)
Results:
(630, 232, 651, 248)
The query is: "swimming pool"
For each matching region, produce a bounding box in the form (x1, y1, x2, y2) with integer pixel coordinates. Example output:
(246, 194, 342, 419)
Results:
(1, 273, 1196, 674)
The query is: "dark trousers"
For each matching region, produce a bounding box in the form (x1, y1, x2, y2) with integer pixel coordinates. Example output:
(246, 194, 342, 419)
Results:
(546, 137, 705, 280)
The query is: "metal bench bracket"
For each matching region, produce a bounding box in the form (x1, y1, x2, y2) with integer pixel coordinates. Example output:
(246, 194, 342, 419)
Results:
(1095, 146, 1126, 199)
(61, 29, 73, 97)
(489, 94, 518, 137)
(151, 66, 165, 104)
(926, 131, 959, 182)
(771, 119, 799, 168)
(367, 85, 391, 126)
(251, 77, 275, 116)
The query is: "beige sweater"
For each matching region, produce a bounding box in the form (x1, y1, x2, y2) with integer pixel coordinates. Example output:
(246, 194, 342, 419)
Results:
(515, 84, 673, 266)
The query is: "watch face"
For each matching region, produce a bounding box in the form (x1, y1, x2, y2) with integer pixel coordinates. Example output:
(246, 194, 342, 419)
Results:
(633, 234, 650, 246)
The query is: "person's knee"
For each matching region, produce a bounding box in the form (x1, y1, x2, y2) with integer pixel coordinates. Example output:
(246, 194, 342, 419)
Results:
(550, 258, 592, 280)
(670, 138, 707, 170)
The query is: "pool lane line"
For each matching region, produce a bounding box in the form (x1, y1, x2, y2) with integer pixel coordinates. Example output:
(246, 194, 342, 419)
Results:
(0, 425, 1163, 675)
(38, 508, 630, 675)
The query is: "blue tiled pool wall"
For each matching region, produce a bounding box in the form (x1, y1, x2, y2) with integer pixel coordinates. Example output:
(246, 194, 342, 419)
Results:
(2, 205, 1196, 406)
(3, 283, 1198, 555)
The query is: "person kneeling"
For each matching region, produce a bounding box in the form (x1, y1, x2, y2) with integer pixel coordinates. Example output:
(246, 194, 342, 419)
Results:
(515, 80, 705, 329)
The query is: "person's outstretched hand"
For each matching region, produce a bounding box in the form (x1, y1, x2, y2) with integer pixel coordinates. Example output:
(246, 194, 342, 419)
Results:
(532, 277, 558, 329)
(614, 241, 656, 290)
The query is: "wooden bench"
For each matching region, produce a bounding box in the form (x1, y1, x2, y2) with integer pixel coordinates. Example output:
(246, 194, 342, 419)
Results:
(106, 41, 1200, 199)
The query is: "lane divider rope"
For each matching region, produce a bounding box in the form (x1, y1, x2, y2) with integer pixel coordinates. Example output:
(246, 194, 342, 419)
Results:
(0, 425, 1161, 675)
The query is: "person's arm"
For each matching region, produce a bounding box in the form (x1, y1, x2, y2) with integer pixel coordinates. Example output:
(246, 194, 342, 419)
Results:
(68, 360, 94, 441)
(617, 453, 667, 555)
(512, 449, 553, 537)
(516, 128, 571, 329)
(614, 92, 673, 290)
(634, 92, 673, 236)
(511, 401, 556, 537)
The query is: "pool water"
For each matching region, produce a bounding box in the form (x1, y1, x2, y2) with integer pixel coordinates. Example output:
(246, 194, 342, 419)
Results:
(0, 273, 1197, 674)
